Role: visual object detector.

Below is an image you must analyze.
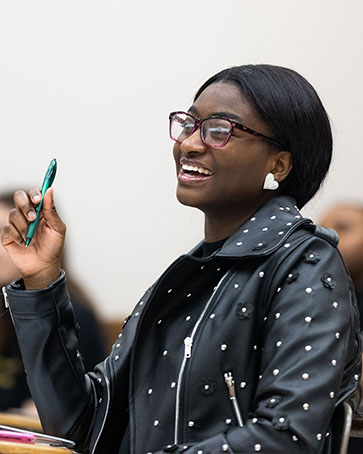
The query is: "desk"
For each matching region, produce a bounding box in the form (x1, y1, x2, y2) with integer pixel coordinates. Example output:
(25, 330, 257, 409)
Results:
(0, 414, 42, 432)
(0, 441, 73, 453)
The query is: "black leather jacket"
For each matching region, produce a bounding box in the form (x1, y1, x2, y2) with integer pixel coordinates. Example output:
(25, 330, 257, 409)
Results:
(3, 196, 361, 454)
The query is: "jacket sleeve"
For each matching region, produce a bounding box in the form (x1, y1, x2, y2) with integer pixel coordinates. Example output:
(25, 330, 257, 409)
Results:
(4, 271, 100, 451)
(154, 236, 362, 454)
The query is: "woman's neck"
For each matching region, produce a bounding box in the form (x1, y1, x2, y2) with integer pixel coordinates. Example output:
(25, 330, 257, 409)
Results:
(204, 211, 253, 242)
(202, 194, 275, 242)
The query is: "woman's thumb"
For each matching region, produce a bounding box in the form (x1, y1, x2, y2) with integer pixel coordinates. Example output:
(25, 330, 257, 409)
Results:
(41, 188, 65, 233)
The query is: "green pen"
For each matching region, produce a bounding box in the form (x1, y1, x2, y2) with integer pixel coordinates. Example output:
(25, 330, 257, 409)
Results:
(25, 158, 57, 248)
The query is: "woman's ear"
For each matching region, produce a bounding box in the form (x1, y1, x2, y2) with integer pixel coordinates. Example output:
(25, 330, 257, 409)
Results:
(272, 151, 293, 184)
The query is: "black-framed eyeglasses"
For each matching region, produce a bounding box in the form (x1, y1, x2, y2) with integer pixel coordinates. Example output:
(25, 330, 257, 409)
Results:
(169, 111, 284, 149)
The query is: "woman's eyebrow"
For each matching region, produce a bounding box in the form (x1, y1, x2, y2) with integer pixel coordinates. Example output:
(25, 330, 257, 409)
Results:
(188, 105, 198, 115)
(188, 106, 242, 123)
(212, 111, 242, 122)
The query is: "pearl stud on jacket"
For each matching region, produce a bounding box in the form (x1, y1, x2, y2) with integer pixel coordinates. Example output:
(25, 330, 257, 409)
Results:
(263, 172, 279, 190)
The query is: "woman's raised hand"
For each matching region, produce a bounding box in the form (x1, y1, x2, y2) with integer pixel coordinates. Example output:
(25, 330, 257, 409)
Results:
(0, 188, 66, 289)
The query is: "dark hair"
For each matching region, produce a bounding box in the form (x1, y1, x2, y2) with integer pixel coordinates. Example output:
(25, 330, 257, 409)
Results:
(0, 191, 15, 208)
(195, 65, 333, 208)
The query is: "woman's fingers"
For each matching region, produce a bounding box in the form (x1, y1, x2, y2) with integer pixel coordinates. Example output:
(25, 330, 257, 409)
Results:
(8, 208, 29, 243)
(8, 188, 65, 246)
(9, 189, 41, 243)
(29, 188, 41, 205)
(13, 190, 39, 222)
(1, 221, 24, 247)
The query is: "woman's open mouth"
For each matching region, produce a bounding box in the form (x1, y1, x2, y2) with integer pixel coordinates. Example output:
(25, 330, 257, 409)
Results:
(178, 164, 213, 183)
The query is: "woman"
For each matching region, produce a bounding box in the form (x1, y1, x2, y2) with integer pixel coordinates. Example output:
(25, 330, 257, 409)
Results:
(1, 64, 361, 454)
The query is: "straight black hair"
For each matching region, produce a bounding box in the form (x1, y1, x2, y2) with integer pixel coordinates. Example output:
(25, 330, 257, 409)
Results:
(194, 65, 333, 208)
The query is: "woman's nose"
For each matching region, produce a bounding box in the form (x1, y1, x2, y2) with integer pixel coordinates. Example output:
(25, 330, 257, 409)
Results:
(180, 128, 207, 154)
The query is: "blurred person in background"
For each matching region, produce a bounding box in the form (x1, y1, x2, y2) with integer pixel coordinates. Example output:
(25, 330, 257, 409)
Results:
(320, 203, 363, 454)
(320, 203, 363, 331)
(0, 191, 107, 414)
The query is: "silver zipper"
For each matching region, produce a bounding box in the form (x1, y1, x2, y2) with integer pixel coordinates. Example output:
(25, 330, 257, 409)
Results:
(174, 272, 228, 444)
(184, 337, 192, 358)
(2, 286, 9, 308)
(224, 372, 244, 427)
(91, 365, 110, 454)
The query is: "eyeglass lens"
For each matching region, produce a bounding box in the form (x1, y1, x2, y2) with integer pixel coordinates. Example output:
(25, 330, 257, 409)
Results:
(171, 112, 233, 147)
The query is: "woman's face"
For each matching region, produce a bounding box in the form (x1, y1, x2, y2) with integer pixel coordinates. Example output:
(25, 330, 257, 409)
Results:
(173, 82, 280, 216)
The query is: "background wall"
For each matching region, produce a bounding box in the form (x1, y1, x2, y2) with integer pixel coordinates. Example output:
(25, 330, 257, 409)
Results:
(0, 0, 362, 317)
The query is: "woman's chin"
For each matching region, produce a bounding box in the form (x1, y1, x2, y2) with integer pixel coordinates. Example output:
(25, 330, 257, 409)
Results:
(176, 189, 204, 210)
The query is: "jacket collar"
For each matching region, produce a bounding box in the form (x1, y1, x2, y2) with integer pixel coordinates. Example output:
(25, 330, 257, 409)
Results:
(188, 196, 313, 259)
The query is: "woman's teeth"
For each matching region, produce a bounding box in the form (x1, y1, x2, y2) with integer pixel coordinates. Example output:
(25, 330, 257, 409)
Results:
(182, 164, 212, 176)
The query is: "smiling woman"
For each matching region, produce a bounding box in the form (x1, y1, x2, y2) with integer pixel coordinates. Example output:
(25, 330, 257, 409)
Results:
(171, 81, 293, 241)
(1, 64, 361, 454)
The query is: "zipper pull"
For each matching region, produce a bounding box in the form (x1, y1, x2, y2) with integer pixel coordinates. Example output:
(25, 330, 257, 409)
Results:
(224, 371, 244, 427)
(184, 336, 193, 359)
(224, 372, 236, 398)
(2, 286, 9, 309)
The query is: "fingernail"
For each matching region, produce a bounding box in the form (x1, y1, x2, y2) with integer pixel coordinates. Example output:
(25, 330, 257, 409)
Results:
(28, 211, 36, 221)
(33, 195, 40, 203)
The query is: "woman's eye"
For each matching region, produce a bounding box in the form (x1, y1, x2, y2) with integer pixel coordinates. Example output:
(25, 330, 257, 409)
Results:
(208, 126, 230, 137)
(182, 122, 195, 132)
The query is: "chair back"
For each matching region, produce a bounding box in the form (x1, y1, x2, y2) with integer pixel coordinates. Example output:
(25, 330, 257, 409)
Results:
(330, 401, 353, 454)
